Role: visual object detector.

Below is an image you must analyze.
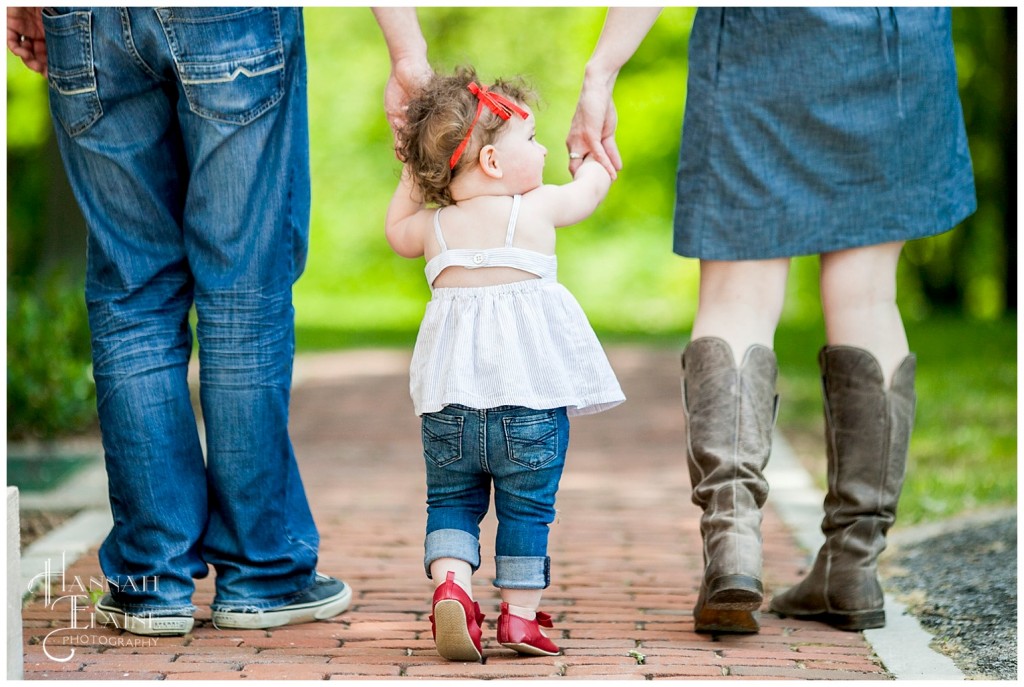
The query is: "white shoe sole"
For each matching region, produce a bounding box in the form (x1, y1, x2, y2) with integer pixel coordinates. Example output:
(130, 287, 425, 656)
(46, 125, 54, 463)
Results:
(211, 583, 352, 629)
(95, 605, 194, 637)
(433, 599, 482, 662)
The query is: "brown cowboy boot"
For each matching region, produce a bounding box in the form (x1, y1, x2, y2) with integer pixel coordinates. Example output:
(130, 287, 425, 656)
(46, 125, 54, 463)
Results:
(770, 346, 916, 631)
(682, 337, 778, 634)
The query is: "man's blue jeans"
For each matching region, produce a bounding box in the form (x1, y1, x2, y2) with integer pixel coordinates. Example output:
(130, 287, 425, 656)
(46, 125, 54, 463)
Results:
(422, 405, 569, 590)
(43, 7, 317, 614)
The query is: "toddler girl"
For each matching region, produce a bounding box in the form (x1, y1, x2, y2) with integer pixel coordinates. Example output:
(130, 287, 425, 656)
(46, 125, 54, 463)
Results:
(385, 67, 624, 661)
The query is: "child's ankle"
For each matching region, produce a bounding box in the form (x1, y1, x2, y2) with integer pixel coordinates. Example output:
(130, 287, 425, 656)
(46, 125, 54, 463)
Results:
(431, 558, 474, 598)
(500, 588, 543, 619)
(439, 574, 473, 598)
(503, 603, 537, 620)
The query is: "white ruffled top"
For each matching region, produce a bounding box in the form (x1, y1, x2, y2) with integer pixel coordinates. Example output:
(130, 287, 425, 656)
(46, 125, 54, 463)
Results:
(410, 195, 624, 417)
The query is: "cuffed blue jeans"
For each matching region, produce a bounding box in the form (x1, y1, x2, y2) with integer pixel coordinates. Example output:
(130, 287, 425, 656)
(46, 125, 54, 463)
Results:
(422, 405, 569, 590)
(44, 7, 317, 614)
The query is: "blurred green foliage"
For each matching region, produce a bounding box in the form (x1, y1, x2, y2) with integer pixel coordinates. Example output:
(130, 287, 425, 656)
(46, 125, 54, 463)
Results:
(7, 273, 95, 440)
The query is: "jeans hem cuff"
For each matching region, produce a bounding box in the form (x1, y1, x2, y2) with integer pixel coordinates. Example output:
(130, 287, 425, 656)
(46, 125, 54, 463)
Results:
(424, 529, 481, 579)
(493, 555, 549, 590)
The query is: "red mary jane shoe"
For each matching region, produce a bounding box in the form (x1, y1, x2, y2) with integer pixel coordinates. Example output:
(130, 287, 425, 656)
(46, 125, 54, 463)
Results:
(497, 602, 561, 656)
(430, 571, 485, 662)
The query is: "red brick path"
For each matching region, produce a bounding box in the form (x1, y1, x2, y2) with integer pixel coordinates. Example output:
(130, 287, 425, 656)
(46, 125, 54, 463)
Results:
(22, 347, 890, 679)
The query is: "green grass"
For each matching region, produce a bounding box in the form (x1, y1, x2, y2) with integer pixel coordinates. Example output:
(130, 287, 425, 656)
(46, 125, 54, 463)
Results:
(773, 314, 1017, 524)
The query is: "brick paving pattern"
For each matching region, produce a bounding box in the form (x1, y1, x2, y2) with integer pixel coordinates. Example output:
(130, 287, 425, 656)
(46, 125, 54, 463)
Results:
(22, 347, 890, 679)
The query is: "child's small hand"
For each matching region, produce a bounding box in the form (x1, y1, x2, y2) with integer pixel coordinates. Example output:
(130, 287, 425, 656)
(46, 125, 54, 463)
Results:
(572, 156, 614, 188)
(572, 154, 599, 173)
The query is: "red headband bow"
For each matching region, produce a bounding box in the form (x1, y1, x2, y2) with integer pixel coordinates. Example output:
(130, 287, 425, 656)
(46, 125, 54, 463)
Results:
(449, 82, 529, 170)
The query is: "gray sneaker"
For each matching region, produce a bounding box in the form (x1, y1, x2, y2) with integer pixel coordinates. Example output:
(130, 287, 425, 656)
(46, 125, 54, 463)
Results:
(94, 595, 195, 636)
(211, 573, 352, 630)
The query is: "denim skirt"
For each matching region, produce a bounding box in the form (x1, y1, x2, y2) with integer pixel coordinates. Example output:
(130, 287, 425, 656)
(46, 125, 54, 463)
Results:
(673, 8, 976, 260)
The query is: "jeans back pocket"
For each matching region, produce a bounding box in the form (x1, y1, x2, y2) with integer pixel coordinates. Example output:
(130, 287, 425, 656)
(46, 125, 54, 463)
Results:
(157, 7, 286, 125)
(503, 411, 562, 471)
(43, 10, 103, 136)
(422, 413, 464, 468)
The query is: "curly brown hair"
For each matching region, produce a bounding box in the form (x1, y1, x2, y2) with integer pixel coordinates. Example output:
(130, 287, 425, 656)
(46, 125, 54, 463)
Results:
(395, 66, 536, 207)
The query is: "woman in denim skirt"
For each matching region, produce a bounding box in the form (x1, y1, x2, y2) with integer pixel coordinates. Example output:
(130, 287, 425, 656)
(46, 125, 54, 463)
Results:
(386, 67, 624, 660)
(568, 7, 975, 634)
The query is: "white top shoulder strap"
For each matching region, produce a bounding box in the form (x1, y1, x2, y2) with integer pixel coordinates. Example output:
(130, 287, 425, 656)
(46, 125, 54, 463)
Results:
(432, 208, 448, 251)
(503, 195, 522, 247)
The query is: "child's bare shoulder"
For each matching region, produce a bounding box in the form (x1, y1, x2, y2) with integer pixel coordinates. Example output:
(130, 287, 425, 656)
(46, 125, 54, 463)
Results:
(512, 188, 561, 234)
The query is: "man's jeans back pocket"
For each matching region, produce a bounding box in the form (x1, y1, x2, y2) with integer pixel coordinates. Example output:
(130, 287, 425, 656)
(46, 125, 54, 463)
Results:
(504, 411, 560, 470)
(43, 10, 103, 136)
(422, 413, 464, 468)
(158, 7, 285, 125)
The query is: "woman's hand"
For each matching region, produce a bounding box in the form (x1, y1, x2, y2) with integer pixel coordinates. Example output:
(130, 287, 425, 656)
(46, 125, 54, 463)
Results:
(565, 7, 662, 179)
(566, 73, 621, 179)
